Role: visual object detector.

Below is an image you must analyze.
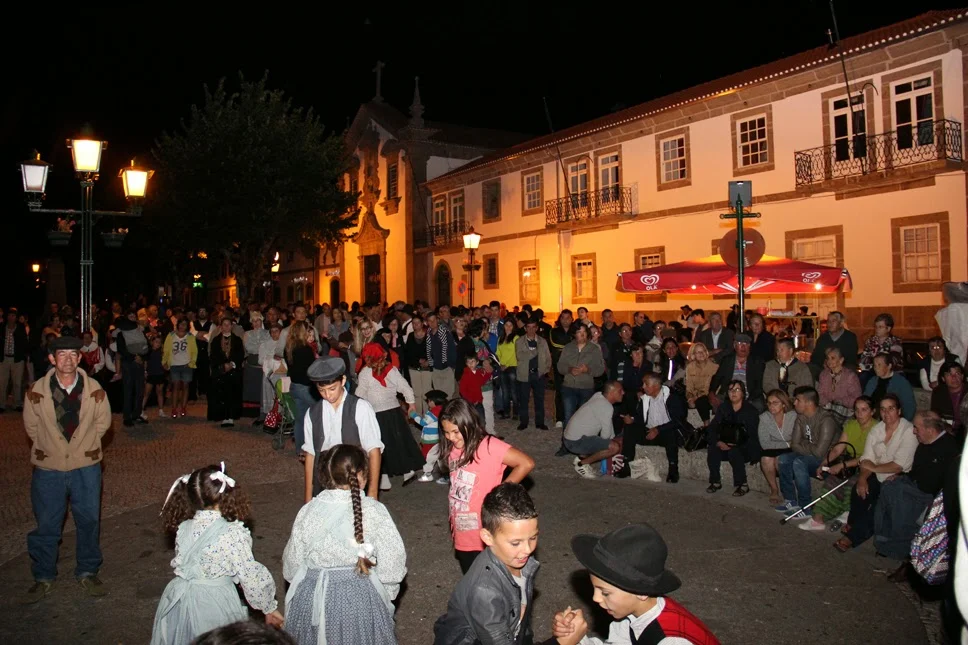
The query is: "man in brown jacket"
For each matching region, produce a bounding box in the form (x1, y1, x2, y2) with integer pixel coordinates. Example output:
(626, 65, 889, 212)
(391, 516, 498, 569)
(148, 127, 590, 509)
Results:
(22, 336, 112, 603)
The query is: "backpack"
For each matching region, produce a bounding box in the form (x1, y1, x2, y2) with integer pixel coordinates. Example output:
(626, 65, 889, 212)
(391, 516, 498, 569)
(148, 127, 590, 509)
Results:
(911, 491, 949, 585)
(120, 327, 148, 356)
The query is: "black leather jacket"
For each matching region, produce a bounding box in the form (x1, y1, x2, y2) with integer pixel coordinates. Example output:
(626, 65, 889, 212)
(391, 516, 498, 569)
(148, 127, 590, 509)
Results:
(434, 548, 541, 645)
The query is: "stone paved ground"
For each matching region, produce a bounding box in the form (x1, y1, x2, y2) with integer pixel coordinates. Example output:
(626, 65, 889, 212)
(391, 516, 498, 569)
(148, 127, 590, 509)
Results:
(0, 396, 943, 643)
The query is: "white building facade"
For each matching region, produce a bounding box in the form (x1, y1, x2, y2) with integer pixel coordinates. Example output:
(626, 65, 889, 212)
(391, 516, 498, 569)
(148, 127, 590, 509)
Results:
(421, 10, 968, 339)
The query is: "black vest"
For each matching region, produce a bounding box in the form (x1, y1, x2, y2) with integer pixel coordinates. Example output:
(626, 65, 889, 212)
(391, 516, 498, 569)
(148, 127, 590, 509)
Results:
(310, 393, 361, 496)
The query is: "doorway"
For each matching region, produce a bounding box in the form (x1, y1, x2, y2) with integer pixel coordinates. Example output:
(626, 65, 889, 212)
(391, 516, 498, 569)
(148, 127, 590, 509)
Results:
(329, 278, 340, 307)
(436, 263, 452, 307)
(363, 255, 382, 304)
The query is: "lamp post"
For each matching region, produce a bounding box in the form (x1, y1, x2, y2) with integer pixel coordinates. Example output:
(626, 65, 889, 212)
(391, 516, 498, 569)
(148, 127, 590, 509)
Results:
(462, 227, 482, 309)
(20, 141, 154, 333)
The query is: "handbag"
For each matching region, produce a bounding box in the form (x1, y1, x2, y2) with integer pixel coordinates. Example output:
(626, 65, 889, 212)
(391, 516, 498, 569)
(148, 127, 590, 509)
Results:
(718, 421, 748, 446)
(263, 399, 281, 430)
(911, 492, 949, 585)
(683, 426, 707, 452)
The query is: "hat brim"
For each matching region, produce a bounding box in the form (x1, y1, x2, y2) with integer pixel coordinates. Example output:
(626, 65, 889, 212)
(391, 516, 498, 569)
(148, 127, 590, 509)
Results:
(571, 534, 681, 596)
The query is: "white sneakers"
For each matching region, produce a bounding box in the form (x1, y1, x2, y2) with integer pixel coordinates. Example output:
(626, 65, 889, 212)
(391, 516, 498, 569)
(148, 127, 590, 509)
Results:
(417, 472, 435, 483)
(158, 408, 167, 418)
(797, 517, 827, 531)
(573, 457, 599, 479)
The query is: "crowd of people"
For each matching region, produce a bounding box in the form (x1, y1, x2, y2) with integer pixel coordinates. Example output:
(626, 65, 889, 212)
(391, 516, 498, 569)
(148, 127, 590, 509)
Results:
(9, 294, 968, 644)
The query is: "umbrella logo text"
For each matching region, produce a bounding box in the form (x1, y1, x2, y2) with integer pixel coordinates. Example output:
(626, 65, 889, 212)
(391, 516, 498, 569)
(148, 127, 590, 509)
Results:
(639, 274, 660, 290)
(801, 271, 822, 283)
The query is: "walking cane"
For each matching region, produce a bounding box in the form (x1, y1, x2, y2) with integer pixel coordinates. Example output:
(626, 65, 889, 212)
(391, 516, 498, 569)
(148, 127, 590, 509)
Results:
(780, 441, 857, 525)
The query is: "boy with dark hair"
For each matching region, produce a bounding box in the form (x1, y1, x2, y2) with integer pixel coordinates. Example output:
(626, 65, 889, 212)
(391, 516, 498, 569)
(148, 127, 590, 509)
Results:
(434, 483, 586, 645)
(412, 389, 450, 484)
(561, 523, 719, 644)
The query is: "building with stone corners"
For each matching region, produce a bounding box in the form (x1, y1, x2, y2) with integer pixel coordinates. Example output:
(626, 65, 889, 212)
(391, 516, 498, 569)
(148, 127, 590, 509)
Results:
(417, 9, 967, 340)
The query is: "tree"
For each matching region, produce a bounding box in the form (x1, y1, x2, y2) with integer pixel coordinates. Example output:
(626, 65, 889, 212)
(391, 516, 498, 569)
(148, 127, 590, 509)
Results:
(149, 72, 358, 302)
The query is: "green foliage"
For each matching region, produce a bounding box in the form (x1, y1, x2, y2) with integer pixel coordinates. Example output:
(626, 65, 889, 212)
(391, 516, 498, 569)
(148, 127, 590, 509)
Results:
(149, 72, 358, 296)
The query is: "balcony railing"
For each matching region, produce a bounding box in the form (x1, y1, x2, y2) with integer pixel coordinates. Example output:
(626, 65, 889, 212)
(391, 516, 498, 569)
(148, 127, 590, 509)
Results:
(794, 118, 963, 187)
(545, 186, 633, 227)
(417, 218, 466, 248)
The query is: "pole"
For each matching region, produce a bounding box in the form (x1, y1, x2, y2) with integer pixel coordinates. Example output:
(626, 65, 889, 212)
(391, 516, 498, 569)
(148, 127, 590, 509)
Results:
(80, 179, 94, 334)
(735, 196, 746, 334)
(468, 247, 475, 309)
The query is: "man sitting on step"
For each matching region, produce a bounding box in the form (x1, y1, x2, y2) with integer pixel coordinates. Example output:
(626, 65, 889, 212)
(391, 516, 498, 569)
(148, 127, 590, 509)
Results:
(565, 381, 625, 479)
(616, 372, 689, 482)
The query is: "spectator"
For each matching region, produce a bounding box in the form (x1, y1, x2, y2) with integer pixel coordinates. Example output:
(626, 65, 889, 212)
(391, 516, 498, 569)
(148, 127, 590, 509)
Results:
(557, 324, 606, 429)
(931, 361, 966, 434)
(863, 352, 916, 421)
(696, 312, 734, 361)
(656, 337, 686, 385)
(775, 386, 839, 518)
(514, 318, 551, 431)
(758, 389, 797, 505)
(809, 311, 859, 377)
(708, 334, 766, 413)
(817, 346, 863, 425)
(0, 310, 28, 411)
(747, 313, 775, 365)
(762, 337, 814, 399)
(706, 379, 759, 496)
(833, 393, 918, 552)
(619, 370, 690, 483)
(567, 381, 625, 479)
(858, 313, 904, 387)
(919, 336, 960, 391)
(684, 342, 718, 427)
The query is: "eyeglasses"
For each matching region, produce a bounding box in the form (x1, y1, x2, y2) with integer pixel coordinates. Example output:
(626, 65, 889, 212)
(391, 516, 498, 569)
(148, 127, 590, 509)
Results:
(728, 386, 744, 392)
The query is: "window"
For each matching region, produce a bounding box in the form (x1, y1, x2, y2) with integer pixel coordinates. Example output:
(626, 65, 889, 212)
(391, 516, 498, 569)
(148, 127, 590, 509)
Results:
(639, 253, 662, 270)
(633, 246, 666, 302)
(519, 260, 540, 305)
(737, 115, 769, 166)
(482, 179, 501, 221)
(660, 137, 687, 183)
(831, 95, 867, 163)
(598, 153, 620, 202)
(900, 224, 941, 283)
(568, 160, 589, 209)
(386, 163, 398, 199)
(483, 253, 499, 289)
(449, 191, 465, 227)
(791, 235, 837, 317)
(894, 76, 934, 149)
(571, 253, 597, 304)
(432, 196, 446, 228)
(522, 170, 543, 214)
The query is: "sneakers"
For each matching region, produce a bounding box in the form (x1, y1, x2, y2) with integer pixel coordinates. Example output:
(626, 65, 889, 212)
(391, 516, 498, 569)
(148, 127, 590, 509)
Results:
(21, 581, 54, 604)
(573, 458, 599, 479)
(786, 510, 812, 522)
(555, 421, 563, 429)
(774, 501, 801, 514)
(78, 575, 107, 597)
(435, 477, 449, 485)
(402, 471, 416, 487)
(158, 408, 167, 418)
(220, 419, 235, 428)
(417, 472, 435, 483)
(798, 518, 827, 531)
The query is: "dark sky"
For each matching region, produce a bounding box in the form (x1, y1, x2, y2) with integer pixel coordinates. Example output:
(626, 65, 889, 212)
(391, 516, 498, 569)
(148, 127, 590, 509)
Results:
(1, 1, 961, 311)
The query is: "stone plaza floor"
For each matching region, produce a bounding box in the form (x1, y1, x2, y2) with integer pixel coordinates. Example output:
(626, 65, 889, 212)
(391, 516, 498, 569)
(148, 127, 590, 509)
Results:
(0, 396, 940, 644)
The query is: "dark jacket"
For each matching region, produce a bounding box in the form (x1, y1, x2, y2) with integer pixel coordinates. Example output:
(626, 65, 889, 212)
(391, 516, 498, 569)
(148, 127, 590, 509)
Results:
(810, 329, 859, 369)
(631, 386, 690, 438)
(697, 327, 735, 356)
(430, 327, 457, 371)
(709, 351, 765, 407)
(1, 323, 29, 362)
(434, 548, 541, 645)
(708, 399, 762, 461)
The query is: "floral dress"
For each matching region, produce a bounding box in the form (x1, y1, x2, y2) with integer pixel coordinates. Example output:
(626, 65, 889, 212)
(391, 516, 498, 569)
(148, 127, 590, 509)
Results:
(859, 333, 904, 372)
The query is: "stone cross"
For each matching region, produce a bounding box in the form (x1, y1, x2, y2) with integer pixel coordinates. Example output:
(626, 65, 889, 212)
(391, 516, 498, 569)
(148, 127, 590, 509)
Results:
(373, 61, 385, 103)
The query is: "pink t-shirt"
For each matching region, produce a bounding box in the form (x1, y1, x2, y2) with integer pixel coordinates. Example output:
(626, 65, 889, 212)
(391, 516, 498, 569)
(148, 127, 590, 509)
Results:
(448, 437, 511, 552)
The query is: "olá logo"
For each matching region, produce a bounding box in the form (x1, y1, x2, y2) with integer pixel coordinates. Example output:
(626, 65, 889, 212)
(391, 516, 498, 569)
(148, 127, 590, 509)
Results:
(639, 274, 660, 291)
(801, 271, 821, 283)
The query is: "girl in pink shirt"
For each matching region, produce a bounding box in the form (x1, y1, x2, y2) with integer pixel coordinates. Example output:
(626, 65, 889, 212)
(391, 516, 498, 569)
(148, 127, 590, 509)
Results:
(438, 398, 535, 573)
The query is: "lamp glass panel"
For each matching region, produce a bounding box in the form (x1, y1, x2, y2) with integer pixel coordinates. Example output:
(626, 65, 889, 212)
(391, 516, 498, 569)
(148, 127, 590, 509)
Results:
(122, 169, 149, 197)
(22, 164, 49, 193)
(71, 139, 103, 172)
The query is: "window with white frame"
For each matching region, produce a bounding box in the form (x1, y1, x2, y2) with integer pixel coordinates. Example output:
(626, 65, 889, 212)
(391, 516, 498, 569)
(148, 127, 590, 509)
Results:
(831, 95, 867, 163)
(574, 257, 595, 299)
(639, 253, 662, 270)
(568, 160, 589, 208)
(432, 196, 446, 229)
(520, 263, 539, 303)
(598, 153, 619, 201)
(894, 76, 935, 149)
(450, 192, 465, 226)
(791, 236, 837, 317)
(737, 115, 769, 166)
(900, 224, 941, 282)
(524, 172, 542, 211)
(660, 137, 687, 183)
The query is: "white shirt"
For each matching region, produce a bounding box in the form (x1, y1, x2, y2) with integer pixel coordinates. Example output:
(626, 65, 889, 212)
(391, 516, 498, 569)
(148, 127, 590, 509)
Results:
(355, 366, 415, 412)
(580, 598, 691, 645)
(710, 329, 722, 349)
(646, 393, 671, 428)
(55, 372, 81, 395)
(860, 418, 919, 482)
(301, 394, 384, 456)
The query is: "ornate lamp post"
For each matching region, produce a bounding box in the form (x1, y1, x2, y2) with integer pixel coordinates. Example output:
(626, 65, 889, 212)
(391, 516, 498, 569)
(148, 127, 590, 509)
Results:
(19, 140, 154, 333)
(462, 227, 482, 309)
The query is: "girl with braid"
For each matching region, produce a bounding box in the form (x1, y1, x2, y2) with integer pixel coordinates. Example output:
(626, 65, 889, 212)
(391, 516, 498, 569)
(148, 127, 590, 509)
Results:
(283, 444, 407, 645)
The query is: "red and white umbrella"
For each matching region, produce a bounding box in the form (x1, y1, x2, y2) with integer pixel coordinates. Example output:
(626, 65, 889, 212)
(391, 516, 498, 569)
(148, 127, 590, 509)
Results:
(616, 254, 852, 295)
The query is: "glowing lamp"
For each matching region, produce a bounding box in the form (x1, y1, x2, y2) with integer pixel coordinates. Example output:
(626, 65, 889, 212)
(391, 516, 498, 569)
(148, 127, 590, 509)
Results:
(20, 152, 51, 194)
(67, 138, 105, 174)
(462, 227, 481, 250)
(31, 263, 41, 273)
(120, 159, 154, 199)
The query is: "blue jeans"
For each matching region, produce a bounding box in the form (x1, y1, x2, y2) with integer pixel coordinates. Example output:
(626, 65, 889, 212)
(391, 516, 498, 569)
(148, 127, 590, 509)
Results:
(517, 372, 546, 428)
(498, 370, 518, 416)
(778, 452, 823, 509)
(28, 464, 103, 581)
(561, 386, 594, 429)
(290, 383, 315, 452)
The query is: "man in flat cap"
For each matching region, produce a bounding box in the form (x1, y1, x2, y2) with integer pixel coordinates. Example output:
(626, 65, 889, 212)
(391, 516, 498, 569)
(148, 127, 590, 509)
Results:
(21, 335, 112, 603)
(302, 356, 384, 502)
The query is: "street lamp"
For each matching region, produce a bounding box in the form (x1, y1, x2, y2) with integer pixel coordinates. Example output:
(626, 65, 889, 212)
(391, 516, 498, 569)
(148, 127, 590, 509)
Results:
(462, 227, 482, 308)
(31, 263, 41, 273)
(19, 139, 154, 333)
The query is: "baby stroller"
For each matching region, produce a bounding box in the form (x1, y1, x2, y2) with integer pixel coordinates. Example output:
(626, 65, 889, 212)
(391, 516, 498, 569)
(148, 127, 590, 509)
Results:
(264, 376, 296, 451)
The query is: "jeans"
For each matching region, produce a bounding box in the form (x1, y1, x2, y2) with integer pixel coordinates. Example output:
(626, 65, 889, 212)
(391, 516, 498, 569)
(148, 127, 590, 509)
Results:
(498, 370, 517, 416)
(121, 360, 145, 421)
(517, 372, 546, 428)
(846, 476, 883, 546)
(28, 464, 103, 581)
(290, 383, 315, 452)
(561, 386, 594, 429)
(777, 452, 823, 509)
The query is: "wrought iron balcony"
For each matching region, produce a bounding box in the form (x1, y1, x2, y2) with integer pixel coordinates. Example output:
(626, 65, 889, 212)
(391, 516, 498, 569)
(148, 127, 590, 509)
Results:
(545, 186, 633, 227)
(794, 118, 963, 187)
(417, 218, 467, 248)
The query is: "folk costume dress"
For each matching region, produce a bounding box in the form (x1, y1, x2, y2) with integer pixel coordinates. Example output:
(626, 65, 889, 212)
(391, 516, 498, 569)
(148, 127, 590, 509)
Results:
(150, 510, 277, 645)
(283, 489, 407, 645)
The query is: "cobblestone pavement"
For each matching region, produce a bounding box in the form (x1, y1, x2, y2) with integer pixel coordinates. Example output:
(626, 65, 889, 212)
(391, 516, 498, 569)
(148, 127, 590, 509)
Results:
(0, 395, 942, 643)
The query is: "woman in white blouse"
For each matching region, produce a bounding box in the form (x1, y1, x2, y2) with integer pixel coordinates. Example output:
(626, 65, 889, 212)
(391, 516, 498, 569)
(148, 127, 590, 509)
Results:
(834, 393, 917, 552)
(356, 341, 425, 491)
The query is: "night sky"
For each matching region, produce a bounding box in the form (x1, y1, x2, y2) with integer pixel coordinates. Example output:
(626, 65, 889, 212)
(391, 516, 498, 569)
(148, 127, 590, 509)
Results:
(2, 1, 961, 312)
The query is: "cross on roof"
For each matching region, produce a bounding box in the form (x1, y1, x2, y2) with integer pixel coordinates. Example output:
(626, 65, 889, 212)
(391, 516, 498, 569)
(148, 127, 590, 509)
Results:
(373, 61, 385, 103)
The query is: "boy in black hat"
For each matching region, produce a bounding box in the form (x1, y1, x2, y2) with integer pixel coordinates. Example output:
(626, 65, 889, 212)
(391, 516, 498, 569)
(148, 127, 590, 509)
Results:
(562, 523, 719, 644)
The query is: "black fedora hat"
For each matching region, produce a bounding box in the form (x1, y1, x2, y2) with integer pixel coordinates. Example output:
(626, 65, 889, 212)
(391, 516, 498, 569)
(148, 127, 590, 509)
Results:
(571, 523, 681, 596)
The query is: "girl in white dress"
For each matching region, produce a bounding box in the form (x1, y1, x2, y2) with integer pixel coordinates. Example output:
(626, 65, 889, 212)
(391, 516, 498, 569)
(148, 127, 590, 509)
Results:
(283, 444, 407, 645)
(151, 463, 283, 645)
